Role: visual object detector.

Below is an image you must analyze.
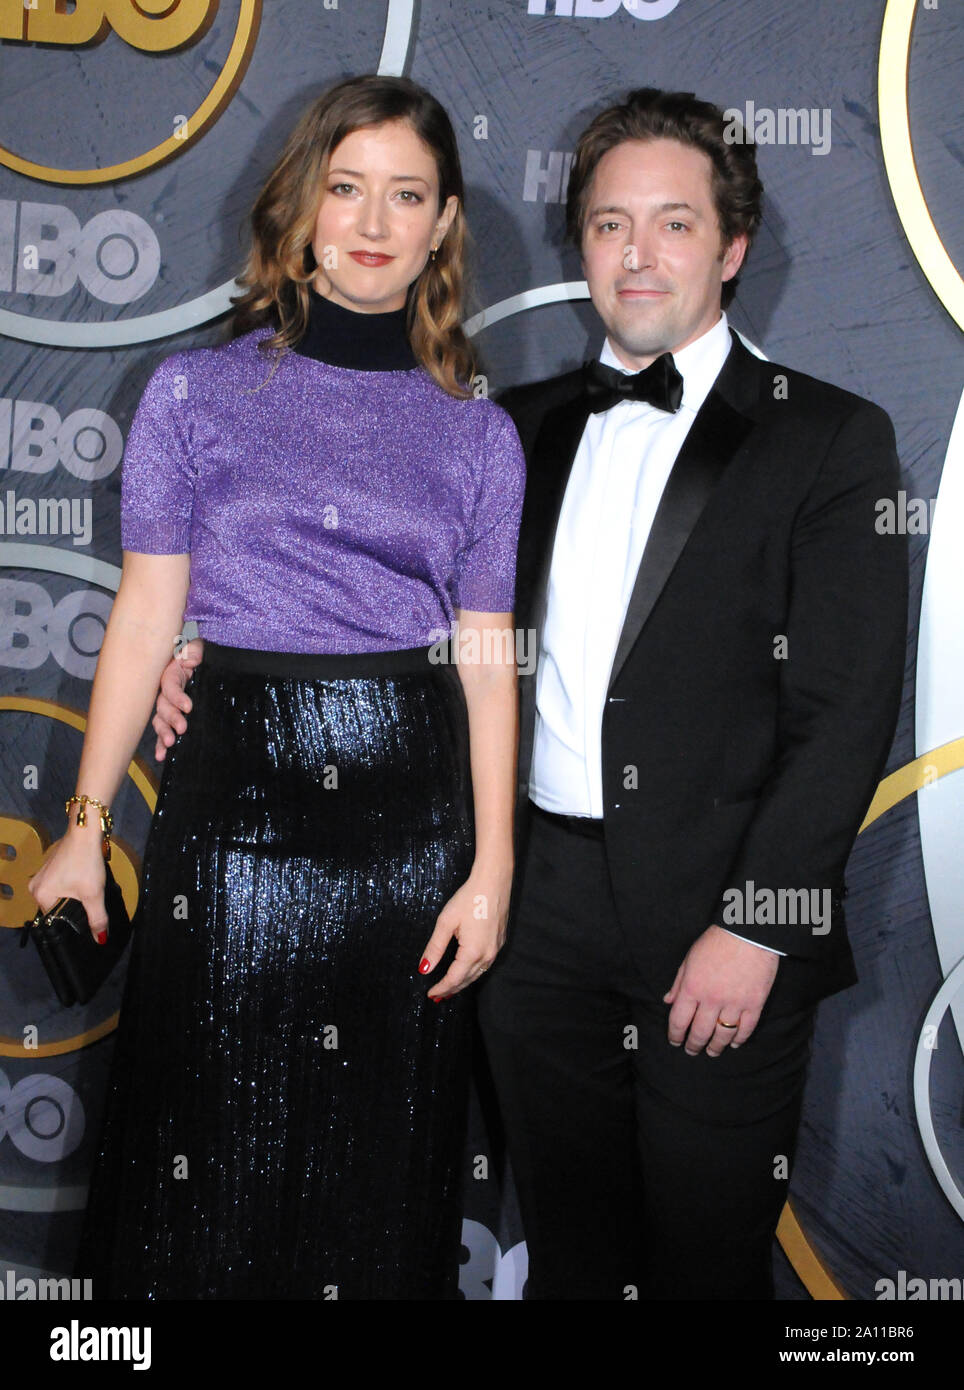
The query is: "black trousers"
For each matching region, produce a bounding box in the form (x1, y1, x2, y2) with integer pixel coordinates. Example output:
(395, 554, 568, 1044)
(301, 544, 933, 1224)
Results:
(478, 803, 817, 1300)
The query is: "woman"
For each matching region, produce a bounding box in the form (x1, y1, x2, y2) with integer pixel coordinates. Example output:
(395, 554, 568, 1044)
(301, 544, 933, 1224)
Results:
(28, 73, 524, 1300)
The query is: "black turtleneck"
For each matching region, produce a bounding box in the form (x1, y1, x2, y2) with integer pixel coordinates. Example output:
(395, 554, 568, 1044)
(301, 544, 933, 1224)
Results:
(291, 282, 418, 372)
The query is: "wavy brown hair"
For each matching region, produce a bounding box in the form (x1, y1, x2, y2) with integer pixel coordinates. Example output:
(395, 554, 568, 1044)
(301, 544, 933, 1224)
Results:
(230, 74, 478, 398)
(566, 87, 764, 309)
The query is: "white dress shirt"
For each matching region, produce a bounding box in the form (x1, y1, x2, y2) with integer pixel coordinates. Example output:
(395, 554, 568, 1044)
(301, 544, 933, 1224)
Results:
(528, 312, 782, 955)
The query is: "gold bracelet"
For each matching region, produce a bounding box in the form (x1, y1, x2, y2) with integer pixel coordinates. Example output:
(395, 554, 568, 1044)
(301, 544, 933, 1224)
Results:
(65, 794, 114, 860)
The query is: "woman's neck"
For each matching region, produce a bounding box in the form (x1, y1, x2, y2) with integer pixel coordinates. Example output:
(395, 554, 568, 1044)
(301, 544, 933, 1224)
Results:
(291, 283, 418, 371)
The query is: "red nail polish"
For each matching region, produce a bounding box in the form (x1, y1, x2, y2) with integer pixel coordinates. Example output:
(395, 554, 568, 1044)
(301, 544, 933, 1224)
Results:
(418, 958, 431, 974)
(95, 930, 108, 946)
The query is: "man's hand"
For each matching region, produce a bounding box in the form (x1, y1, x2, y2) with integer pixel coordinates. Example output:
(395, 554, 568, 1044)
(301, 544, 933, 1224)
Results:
(152, 637, 205, 761)
(663, 924, 779, 1056)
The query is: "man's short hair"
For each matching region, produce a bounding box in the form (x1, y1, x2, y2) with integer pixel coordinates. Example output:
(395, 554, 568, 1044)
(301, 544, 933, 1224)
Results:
(566, 87, 764, 308)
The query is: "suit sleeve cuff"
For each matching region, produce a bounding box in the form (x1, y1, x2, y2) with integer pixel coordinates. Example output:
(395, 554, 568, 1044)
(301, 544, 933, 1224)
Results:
(717, 928, 786, 958)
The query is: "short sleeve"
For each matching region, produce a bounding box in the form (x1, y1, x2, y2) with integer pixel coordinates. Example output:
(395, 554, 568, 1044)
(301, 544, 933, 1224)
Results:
(120, 354, 195, 554)
(454, 408, 526, 612)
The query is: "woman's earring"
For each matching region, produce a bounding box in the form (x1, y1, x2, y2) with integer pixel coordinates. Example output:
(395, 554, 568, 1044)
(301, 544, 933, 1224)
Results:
(428, 246, 437, 261)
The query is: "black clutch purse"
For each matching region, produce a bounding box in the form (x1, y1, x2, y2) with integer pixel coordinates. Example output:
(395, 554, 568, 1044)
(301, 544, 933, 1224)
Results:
(20, 860, 132, 1007)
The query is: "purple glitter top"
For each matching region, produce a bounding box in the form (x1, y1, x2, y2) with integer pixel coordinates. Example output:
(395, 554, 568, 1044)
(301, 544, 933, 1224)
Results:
(120, 303, 526, 653)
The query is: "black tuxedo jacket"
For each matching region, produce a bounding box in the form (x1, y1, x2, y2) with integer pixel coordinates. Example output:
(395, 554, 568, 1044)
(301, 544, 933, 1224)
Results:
(494, 331, 908, 1015)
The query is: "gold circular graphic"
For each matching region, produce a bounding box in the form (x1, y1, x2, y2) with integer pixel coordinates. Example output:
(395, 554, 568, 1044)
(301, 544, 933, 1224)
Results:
(879, 0, 964, 331)
(779, 735, 964, 1297)
(0, 0, 262, 185)
(0, 695, 158, 1058)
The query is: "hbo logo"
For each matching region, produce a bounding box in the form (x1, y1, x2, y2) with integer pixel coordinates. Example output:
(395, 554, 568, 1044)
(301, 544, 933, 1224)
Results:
(0, 200, 160, 304)
(0, 579, 111, 678)
(1, 397, 123, 481)
(0, 1069, 85, 1163)
(527, 0, 680, 17)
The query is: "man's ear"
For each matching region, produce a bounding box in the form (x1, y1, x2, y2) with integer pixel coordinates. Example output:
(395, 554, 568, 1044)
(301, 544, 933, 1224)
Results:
(721, 232, 749, 284)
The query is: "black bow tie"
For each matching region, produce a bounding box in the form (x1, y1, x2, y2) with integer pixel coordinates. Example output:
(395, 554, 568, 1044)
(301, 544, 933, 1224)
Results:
(583, 353, 684, 415)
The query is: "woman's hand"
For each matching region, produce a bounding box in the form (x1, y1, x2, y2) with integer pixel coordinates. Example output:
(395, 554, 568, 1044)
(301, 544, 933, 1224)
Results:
(24, 552, 190, 946)
(27, 821, 109, 944)
(419, 859, 513, 1001)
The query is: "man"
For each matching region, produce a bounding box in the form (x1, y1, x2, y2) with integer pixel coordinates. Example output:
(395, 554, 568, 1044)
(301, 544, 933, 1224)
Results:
(151, 88, 907, 1299)
(476, 87, 907, 1300)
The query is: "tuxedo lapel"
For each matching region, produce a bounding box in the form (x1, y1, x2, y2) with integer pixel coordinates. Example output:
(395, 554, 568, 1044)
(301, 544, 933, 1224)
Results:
(517, 391, 595, 637)
(513, 331, 762, 798)
(605, 397, 755, 689)
(514, 390, 593, 801)
(606, 358, 757, 691)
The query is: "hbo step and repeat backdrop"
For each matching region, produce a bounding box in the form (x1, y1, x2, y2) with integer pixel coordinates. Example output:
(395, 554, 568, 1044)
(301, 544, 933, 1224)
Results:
(1, 0, 962, 1302)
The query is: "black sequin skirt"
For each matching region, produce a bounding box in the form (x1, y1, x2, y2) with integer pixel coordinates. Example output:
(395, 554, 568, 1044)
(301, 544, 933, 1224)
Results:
(73, 640, 476, 1300)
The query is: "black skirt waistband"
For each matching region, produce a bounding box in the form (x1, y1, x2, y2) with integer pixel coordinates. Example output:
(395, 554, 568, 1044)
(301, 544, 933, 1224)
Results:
(201, 639, 453, 679)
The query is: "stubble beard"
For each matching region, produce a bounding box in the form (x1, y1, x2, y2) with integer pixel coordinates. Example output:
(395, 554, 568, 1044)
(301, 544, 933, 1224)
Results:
(605, 296, 678, 365)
